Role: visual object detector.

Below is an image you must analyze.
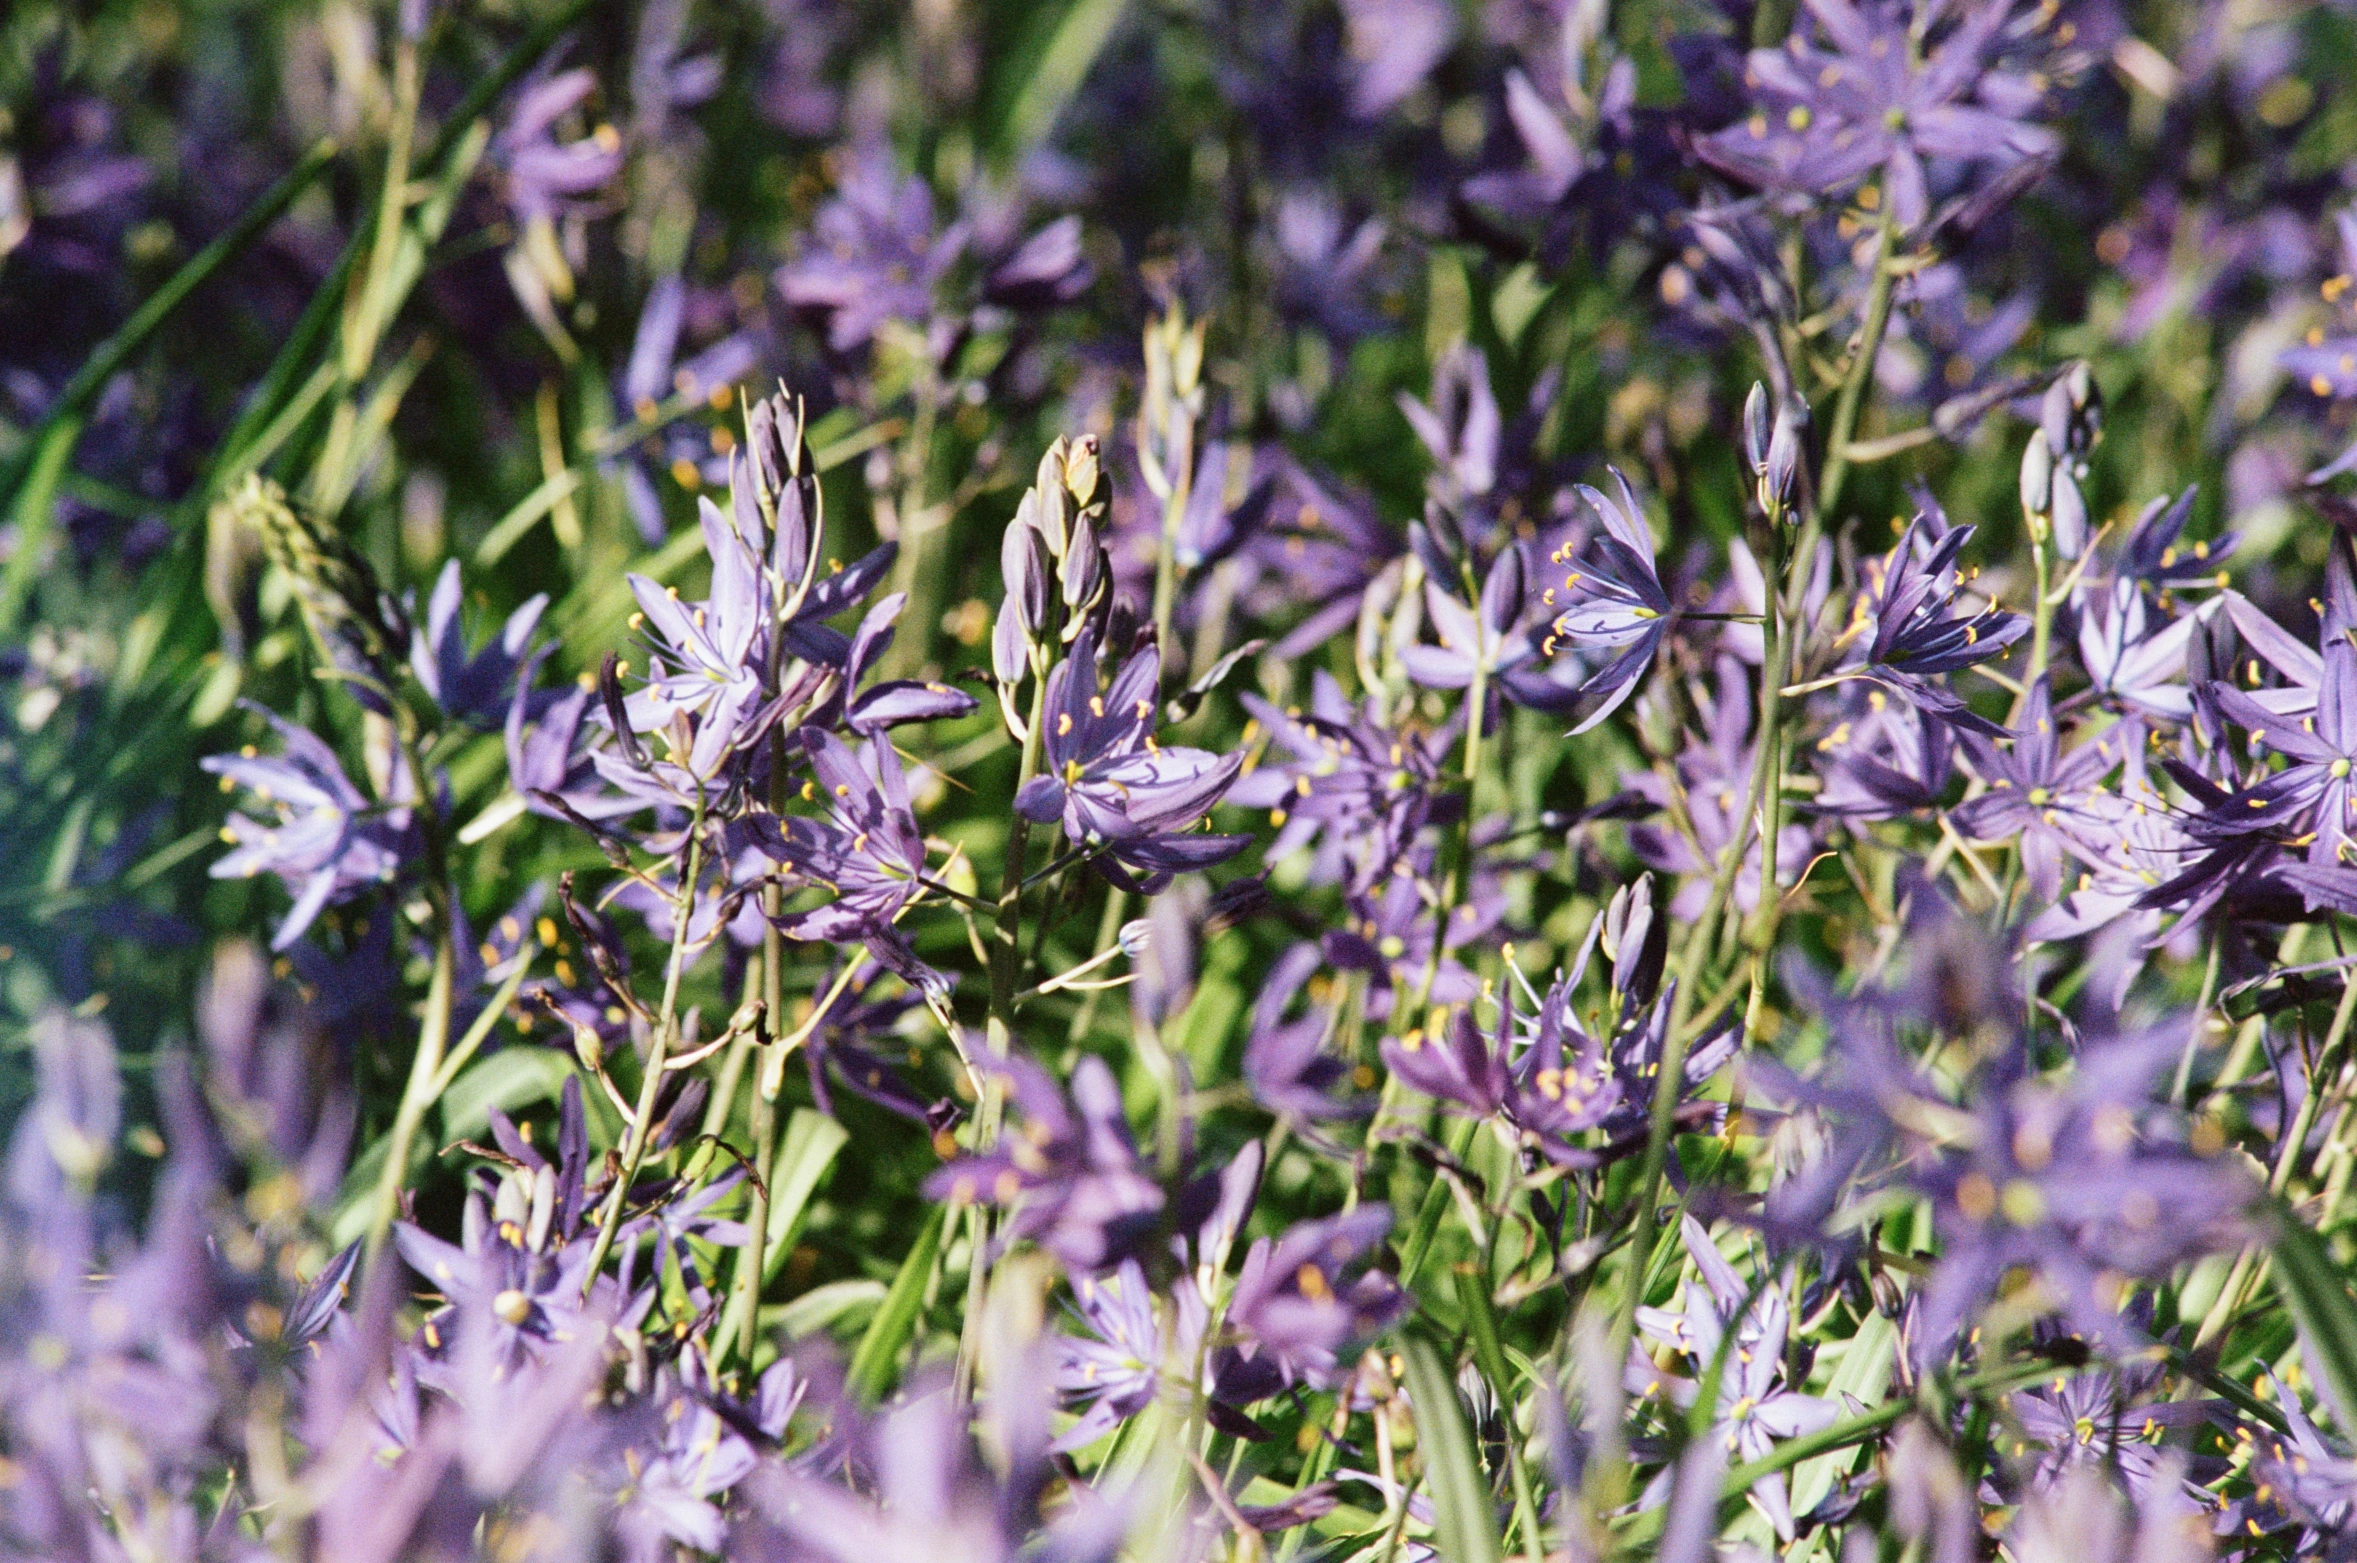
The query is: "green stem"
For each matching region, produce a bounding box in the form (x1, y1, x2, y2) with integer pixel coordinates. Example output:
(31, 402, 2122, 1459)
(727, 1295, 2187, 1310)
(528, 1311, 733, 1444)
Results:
(2194, 961, 2357, 1349)
(1811, 209, 1901, 531)
(368, 931, 455, 1255)
(580, 799, 707, 1295)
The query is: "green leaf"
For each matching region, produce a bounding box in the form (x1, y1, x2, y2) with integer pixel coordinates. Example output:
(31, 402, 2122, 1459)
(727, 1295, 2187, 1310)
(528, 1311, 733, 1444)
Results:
(762, 1107, 851, 1273)
(2268, 1201, 2357, 1434)
(439, 1048, 580, 1144)
(994, 0, 1128, 158)
(767, 1279, 886, 1341)
(847, 1204, 946, 1404)
(1788, 1308, 1895, 1519)
(1399, 1335, 1503, 1563)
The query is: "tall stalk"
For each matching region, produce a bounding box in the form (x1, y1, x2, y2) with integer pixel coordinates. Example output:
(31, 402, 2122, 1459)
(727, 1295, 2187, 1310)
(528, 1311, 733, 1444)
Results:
(1593, 201, 1903, 1520)
(580, 794, 707, 1294)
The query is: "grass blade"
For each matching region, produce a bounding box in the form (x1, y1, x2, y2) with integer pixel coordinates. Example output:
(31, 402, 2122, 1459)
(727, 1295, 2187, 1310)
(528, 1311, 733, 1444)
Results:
(847, 1203, 946, 1404)
(1400, 1335, 1503, 1563)
(2268, 1201, 2357, 1434)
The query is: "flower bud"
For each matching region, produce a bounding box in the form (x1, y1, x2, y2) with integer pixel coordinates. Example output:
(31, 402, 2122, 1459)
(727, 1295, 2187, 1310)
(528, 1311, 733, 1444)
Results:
(1117, 919, 1153, 958)
(1763, 398, 1807, 517)
(1062, 512, 1101, 611)
(1063, 434, 1100, 507)
(1033, 443, 1073, 557)
(1742, 383, 1771, 475)
(2040, 360, 2101, 462)
(2049, 467, 2087, 560)
(2018, 427, 2055, 519)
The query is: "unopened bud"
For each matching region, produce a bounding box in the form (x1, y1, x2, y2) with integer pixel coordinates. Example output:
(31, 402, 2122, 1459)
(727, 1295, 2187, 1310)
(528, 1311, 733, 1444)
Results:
(1117, 919, 1153, 958)
(2040, 360, 2101, 462)
(1763, 398, 1807, 517)
(1033, 444, 1073, 557)
(568, 1016, 604, 1075)
(2018, 428, 2055, 519)
(1063, 434, 1100, 507)
(2049, 468, 2088, 560)
(1742, 383, 1771, 475)
(1062, 512, 1102, 611)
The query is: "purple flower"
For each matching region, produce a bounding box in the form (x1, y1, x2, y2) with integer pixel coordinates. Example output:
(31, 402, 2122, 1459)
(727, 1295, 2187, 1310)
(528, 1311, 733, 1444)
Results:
(1696, 0, 2060, 230)
(2283, 210, 2357, 480)
(1406, 541, 1592, 720)
(394, 1201, 619, 1390)
(774, 147, 967, 352)
(619, 494, 781, 782)
(612, 1378, 761, 1560)
(1012, 626, 1249, 893)
(201, 708, 416, 950)
(808, 589, 979, 737)
(1910, 1022, 2255, 1366)
(1322, 862, 1496, 1019)
(2200, 622, 2357, 868)
(1244, 943, 1374, 1120)
(2115, 486, 2234, 600)
(2004, 1364, 2224, 1504)
(1052, 1259, 1202, 1451)
(1630, 658, 1813, 919)
(2233, 1381, 2357, 1547)
(1810, 686, 1956, 819)
(1628, 1217, 1840, 1540)
(1840, 513, 2026, 735)
(1221, 1207, 1409, 1394)
(1238, 457, 1405, 659)
(2076, 577, 2196, 727)
(744, 1373, 1127, 1563)
(410, 560, 545, 728)
(1950, 678, 2125, 901)
(744, 727, 946, 999)
(494, 68, 624, 224)
(1544, 473, 1675, 732)
(926, 1054, 1165, 1273)
(1380, 994, 1512, 1120)
(1229, 671, 1458, 891)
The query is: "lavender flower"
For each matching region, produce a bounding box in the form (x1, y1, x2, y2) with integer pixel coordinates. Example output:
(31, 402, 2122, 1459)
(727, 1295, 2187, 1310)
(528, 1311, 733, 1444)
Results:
(1697, 0, 2060, 230)
(1052, 1259, 1202, 1451)
(202, 708, 416, 950)
(2200, 620, 2357, 867)
(1629, 1217, 1840, 1539)
(1221, 1207, 1409, 1394)
(1545, 473, 1675, 732)
(1840, 513, 2026, 735)
(1950, 678, 2125, 901)
(1230, 671, 1458, 891)
(619, 495, 780, 782)
(1910, 1022, 2255, 1365)
(410, 560, 545, 728)
(2003, 1365, 2223, 1504)
(926, 1054, 1165, 1273)
(1012, 626, 1249, 893)
(493, 68, 625, 224)
(744, 1374, 1127, 1563)
(743, 727, 946, 998)
(774, 147, 967, 352)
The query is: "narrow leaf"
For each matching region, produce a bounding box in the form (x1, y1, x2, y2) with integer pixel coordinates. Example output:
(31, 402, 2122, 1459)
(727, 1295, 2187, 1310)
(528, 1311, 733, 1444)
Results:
(847, 1203, 946, 1404)
(2269, 1202, 2357, 1435)
(1400, 1335, 1503, 1563)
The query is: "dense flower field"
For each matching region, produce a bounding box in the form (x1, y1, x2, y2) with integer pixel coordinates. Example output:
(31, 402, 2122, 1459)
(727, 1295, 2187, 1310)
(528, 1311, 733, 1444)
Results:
(13, 0, 2357, 1557)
